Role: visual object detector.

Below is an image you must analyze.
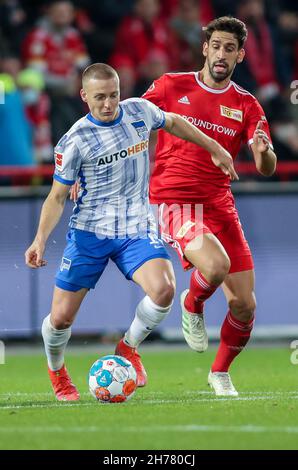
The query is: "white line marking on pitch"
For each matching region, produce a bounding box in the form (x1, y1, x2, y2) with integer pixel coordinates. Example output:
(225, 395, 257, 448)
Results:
(0, 425, 298, 434)
(0, 392, 298, 410)
(1, 390, 298, 399)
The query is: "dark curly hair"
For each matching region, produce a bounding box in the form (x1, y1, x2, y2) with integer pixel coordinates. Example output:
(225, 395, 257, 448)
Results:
(204, 16, 248, 49)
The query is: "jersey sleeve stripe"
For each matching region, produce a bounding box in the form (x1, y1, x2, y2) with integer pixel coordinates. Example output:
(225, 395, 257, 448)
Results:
(53, 174, 76, 185)
(153, 111, 166, 130)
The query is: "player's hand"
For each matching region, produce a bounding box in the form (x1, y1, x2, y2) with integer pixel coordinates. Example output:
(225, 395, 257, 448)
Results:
(69, 181, 80, 202)
(211, 146, 239, 181)
(253, 120, 270, 154)
(25, 240, 47, 269)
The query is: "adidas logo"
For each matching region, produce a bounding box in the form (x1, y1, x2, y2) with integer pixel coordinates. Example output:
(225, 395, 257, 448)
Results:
(178, 95, 190, 104)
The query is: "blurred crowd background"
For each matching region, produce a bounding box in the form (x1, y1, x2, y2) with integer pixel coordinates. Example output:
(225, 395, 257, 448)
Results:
(0, 0, 298, 181)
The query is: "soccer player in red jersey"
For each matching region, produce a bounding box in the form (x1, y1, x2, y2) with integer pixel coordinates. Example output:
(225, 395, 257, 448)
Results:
(143, 16, 277, 396)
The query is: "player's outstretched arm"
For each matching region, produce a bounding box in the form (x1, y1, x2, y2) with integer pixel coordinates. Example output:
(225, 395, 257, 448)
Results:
(251, 120, 277, 177)
(163, 112, 239, 181)
(25, 180, 70, 268)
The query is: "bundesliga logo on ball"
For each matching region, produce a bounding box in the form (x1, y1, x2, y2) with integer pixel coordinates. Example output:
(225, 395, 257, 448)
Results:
(88, 355, 137, 403)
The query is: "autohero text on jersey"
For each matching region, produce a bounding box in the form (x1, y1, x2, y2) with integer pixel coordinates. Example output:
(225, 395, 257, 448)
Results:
(97, 140, 149, 166)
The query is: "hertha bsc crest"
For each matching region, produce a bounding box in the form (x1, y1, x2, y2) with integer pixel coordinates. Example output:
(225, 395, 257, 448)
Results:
(131, 120, 148, 140)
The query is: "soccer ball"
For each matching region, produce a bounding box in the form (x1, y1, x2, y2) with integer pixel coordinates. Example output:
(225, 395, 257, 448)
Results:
(88, 355, 137, 403)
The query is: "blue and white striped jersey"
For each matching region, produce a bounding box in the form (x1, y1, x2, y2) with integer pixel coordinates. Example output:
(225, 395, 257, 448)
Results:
(53, 97, 165, 237)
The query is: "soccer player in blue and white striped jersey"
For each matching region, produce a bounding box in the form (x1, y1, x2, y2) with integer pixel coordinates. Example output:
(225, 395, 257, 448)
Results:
(25, 63, 237, 401)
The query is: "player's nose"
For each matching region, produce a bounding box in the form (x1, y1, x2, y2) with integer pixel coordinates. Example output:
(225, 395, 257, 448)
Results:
(216, 47, 225, 59)
(104, 98, 112, 109)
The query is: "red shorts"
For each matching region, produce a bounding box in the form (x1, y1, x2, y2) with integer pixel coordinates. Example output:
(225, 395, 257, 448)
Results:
(158, 203, 254, 273)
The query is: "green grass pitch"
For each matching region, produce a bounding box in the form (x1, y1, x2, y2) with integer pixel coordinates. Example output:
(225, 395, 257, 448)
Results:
(0, 346, 297, 450)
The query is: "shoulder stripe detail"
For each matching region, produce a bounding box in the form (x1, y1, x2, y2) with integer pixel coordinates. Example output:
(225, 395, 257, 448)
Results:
(231, 82, 255, 98)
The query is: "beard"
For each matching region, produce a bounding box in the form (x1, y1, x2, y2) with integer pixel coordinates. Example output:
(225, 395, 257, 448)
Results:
(207, 58, 235, 83)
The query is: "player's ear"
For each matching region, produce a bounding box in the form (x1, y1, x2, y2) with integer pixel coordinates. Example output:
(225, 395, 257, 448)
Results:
(236, 48, 245, 64)
(202, 41, 208, 58)
(80, 88, 87, 103)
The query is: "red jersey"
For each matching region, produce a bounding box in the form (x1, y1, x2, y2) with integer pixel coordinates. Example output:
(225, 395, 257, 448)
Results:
(143, 72, 272, 206)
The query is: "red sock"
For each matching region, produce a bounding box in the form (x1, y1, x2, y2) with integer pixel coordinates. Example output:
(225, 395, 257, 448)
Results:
(211, 310, 254, 372)
(184, 269, 218, 314)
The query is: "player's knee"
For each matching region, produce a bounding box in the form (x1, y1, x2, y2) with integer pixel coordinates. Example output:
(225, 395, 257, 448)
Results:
(229, 295, 256, 322)
(148, 280, 176, 307)
(204, 255, 230, 285)
(50, 312, 73, 330)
